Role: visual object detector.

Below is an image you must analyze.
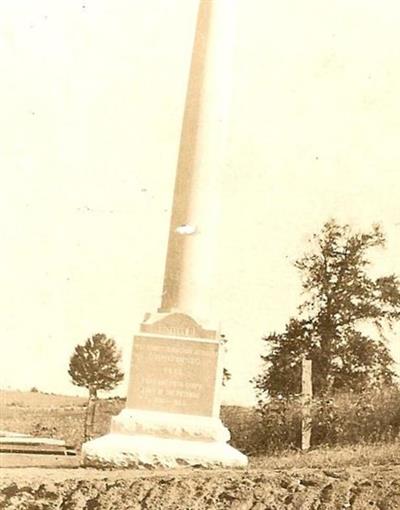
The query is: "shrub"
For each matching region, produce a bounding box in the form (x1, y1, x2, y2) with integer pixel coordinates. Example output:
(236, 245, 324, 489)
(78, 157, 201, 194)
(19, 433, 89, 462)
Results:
(245, 386, 400, 455)
(310, 388, 400, 447)
(221, 406, 264, 455)
(31, 423, 58, 438)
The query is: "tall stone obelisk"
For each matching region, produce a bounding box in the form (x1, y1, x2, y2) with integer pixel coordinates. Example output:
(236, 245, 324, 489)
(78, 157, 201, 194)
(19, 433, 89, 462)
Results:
(82, 0, 247, 468)
(159, 0, 236, 323)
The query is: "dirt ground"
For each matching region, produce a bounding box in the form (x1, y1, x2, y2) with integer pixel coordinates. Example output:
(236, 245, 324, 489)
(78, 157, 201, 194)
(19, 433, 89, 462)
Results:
(1, 464, 400, 509)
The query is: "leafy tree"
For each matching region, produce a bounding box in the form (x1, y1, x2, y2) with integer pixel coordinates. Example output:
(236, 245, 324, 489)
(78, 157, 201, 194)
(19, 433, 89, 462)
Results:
(223, 368, 232, 386)
(255, 220, 400, 398)
(220, 334, 232, 386)
(68, 333, 124, 439)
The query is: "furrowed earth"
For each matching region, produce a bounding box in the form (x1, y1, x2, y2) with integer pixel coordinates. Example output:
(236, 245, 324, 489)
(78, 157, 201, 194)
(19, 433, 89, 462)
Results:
(2, 465, 400, 509)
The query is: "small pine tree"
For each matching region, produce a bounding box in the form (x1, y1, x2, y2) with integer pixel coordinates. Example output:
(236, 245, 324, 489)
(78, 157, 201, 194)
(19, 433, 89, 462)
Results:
(68, 333, 124, 439)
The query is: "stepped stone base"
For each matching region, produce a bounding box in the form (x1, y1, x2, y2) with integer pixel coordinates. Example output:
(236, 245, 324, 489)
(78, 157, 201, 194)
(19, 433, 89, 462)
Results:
(82, 433, 247, 469)
(82, 409, 247, 469)
(111, 409, 230, 442)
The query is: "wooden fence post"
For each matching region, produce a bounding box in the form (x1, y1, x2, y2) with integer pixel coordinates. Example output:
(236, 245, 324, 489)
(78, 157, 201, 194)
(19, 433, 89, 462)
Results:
(301, 358, 312, 451)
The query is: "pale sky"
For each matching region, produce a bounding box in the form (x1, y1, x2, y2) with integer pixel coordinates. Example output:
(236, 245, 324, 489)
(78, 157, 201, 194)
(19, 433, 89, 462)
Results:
(1, 0, 400, 405)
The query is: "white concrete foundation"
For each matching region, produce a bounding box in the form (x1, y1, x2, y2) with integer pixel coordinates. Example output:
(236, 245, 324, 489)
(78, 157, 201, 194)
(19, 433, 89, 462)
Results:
(110, 409, 230, 442)
(82, 409, 247, 469)
(82, 433, 247, 469)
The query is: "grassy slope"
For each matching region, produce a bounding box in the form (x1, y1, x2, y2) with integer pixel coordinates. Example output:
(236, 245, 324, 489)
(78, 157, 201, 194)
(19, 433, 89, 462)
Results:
(0, 390, 86, 408)
(0, 390, 117, 449)
(1, 390, 400, 471)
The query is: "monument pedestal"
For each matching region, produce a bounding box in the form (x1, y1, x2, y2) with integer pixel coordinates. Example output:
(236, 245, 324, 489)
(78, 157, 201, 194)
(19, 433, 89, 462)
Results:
(82, 313, 247, 468)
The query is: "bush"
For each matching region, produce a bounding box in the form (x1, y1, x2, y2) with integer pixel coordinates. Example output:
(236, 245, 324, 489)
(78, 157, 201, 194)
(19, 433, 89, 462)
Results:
(312, 388, 400, 447)
(31, 423, 58, 438)
(229, 386, 400, 455)
(221, 406, 264, 455)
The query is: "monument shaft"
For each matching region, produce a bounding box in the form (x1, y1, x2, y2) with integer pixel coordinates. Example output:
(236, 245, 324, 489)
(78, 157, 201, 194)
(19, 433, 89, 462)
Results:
(160, 0, 237, 324)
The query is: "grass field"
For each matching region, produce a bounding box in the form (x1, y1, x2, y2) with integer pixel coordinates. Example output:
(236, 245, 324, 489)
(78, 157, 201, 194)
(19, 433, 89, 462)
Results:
(2, 389, 400, 471)
(0, 390, 87, 408)
(0, 390, 118, 449)
(0, 391, 256, 453)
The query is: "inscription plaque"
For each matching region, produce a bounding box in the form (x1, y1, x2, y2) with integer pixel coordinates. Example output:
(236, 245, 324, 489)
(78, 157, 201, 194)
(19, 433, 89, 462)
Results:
(127, 335, 219, 416)
(140, 312, 216, 339)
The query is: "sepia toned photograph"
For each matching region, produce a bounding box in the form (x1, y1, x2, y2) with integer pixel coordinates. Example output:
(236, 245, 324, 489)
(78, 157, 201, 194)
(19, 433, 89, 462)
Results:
(1, 0, 400, 508)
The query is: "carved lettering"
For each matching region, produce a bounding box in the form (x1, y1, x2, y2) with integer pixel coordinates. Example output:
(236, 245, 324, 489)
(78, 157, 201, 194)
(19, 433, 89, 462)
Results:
(127, 335, 219, 416)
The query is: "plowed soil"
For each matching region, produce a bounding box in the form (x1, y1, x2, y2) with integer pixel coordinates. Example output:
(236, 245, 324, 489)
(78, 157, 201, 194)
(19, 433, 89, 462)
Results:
(1, 464, 400, 509)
